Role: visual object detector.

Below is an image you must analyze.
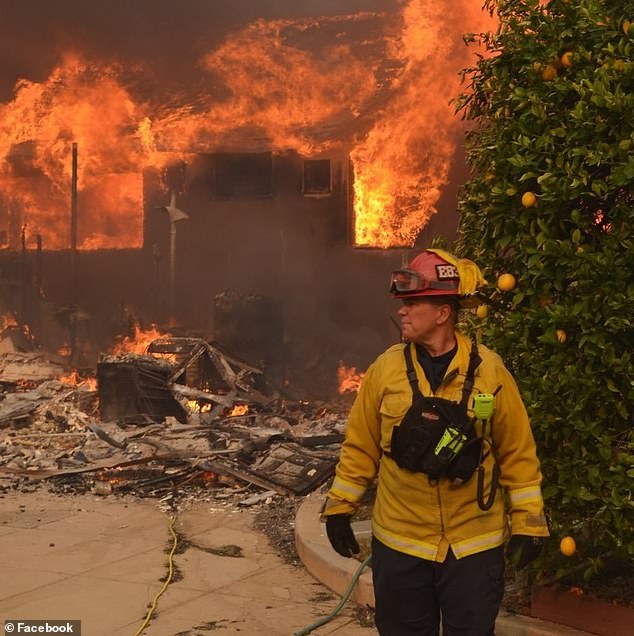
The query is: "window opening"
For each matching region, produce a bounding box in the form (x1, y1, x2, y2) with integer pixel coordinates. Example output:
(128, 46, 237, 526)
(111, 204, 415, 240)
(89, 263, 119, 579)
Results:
(303, 159, 331, 196)
(214, 152, 273, 199)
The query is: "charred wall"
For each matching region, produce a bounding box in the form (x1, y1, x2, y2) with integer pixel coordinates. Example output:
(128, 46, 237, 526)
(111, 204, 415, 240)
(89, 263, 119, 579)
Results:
(142, 150, 408, 394)
(0, 147, 460, 397)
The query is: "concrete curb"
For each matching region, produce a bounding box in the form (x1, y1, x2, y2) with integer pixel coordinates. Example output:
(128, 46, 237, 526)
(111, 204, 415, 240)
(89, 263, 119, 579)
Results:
(294, 491, 374, 608)
(294, 492, 594, 636)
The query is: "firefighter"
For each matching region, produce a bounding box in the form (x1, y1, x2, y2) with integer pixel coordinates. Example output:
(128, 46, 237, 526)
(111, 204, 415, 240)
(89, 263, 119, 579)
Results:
(322, 249, 549, 636)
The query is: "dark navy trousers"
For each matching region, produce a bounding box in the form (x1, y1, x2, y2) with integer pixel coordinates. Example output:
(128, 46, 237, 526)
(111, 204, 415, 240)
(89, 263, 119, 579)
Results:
(371, 537, 505, 636)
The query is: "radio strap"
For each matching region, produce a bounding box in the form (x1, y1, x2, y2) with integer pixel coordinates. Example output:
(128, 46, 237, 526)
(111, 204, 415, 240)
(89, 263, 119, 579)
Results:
(460, 338, 482, 408)
(403, 338, 481, 404)
(402, 337, 499, 505)
(403, 342, 423, 400)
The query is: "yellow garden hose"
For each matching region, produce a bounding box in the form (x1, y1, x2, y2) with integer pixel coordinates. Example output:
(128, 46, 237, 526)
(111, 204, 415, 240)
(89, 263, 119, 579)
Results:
(133, 514, 178, 636)
(132, 515, 370, 636)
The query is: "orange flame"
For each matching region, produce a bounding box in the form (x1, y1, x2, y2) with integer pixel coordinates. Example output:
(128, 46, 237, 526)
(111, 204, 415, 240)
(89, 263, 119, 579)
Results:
(139, 13, 384, 161)
(593, 209, 612, 233)
(337, 362, 365, 394)
(0, 55, 148, 250)
(57, 343, 71, 357)
(0, 3, 494, 251)
(229, 404, 249, 416)
(351, 2, 494, 247)
(110, 323, 168, 356)
(188, 400, 212, 413)
(59, 370, 97, 391)
(0, 313, 18, 331)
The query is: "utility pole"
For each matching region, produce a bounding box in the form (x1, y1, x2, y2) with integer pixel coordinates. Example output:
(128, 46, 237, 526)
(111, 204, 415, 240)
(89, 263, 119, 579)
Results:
(157, 190, 188, 326)
(70, 142, 78, 288)
(69, 142, 78, 365)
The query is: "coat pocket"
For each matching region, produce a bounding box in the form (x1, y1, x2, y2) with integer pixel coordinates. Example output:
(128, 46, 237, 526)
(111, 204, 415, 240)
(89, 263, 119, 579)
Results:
(390, 403, 445, 473)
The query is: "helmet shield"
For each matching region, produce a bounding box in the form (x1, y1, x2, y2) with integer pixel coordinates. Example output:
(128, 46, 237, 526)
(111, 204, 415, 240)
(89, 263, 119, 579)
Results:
(390, 250, 461, 298)
(389, 269, 458, 295)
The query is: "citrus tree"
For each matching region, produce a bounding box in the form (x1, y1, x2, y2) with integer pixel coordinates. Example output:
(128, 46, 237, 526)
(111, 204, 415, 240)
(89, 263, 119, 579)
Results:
(455, 0, 633, 586)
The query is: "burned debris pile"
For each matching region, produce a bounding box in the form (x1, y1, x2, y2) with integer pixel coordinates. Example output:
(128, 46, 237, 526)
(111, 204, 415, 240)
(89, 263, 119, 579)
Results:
(0, 338, 350, 502)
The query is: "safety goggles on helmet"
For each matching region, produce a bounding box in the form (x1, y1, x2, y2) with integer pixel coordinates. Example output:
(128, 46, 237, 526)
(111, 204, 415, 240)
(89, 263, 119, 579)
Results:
(389, 269, 459, 295)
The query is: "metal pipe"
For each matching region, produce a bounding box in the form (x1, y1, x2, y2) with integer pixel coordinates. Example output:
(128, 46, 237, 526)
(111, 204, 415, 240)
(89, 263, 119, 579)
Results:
(70, 141, 77, 280)
(70, 142, 78, 292)
(19, 224, 27, 326)
(71, 143, 78, 245)
(169, 220, 176, 325)
(69, 142, 78, 365)
(35, 234, 42, 297)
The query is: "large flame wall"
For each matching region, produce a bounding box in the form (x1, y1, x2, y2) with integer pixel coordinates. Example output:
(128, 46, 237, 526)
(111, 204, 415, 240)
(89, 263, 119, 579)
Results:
(0, 1, 492, 251)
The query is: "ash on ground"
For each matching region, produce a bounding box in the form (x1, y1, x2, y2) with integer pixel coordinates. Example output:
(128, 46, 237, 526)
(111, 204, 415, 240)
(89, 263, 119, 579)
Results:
(254, 493, 305, 566)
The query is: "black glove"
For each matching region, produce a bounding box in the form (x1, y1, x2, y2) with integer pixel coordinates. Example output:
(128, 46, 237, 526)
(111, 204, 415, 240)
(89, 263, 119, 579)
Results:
(506, 534, 545, 570)
(325, 514, 360, 558)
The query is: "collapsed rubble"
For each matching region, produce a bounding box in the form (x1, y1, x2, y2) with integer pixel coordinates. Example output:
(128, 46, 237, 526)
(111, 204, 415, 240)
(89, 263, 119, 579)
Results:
(0, 337, 352, 504)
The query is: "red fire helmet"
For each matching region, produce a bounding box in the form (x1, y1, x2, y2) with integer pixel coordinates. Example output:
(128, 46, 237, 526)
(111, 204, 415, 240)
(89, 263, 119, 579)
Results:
(390, 249, 461, 298)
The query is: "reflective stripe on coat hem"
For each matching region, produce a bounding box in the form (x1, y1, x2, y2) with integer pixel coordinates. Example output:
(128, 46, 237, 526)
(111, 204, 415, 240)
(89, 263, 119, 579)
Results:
(372, 521, 505, 562)
(451, 529, 506, 558)
(372, 520, 439, 560)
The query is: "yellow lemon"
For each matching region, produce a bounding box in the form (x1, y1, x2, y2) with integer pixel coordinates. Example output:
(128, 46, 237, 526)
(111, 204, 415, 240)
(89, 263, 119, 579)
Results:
(623, 19, 631, 35)
(556, 329, 567, 343)
(476, 305, 489, 319)
(560, 536, 576, 557)
(497, 273, 516, 292)
(521, 191, 538, 208)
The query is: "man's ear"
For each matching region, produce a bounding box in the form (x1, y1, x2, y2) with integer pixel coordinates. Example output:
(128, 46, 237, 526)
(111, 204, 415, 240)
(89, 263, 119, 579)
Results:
(436, 303, 453, 326)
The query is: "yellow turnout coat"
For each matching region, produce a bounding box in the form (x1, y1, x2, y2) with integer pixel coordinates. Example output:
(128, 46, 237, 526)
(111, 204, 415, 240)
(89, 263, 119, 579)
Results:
(323, 331, 549, 562)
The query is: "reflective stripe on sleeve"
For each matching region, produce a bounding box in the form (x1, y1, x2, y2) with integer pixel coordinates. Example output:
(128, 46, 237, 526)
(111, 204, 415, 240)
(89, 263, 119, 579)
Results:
(451, 529, 506, 559)
(329, 476, 366, 503)
(509, 486, 543, 507)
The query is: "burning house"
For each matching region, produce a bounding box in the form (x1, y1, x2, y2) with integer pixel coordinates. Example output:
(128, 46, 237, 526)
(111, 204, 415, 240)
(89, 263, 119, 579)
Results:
(0, 0, 500, 519)
(0, 1, 493, 397)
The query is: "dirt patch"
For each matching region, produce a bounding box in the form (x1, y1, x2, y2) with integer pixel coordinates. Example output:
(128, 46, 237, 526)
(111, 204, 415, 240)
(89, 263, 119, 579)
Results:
(174, 620, 239, 634)
(253, 494, 304, 566)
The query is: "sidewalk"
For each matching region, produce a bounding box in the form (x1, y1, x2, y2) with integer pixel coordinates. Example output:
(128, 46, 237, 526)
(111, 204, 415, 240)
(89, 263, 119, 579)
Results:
(0, 486, 599, 635)
(0, 489, 373, 635)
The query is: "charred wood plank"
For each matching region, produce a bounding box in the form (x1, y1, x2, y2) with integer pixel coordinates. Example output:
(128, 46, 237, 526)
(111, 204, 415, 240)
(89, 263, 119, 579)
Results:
(87, 422, 127, 449)
(197, 458, 294, 497)
(0, 454, 155, 480)
(171, 384, 236, 407)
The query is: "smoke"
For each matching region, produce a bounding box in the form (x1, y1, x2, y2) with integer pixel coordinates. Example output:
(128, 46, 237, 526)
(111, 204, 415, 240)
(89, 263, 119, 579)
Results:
(0, 0, 398, 101)
(0, 0, 492, 250)
(0, 0, 495, 391)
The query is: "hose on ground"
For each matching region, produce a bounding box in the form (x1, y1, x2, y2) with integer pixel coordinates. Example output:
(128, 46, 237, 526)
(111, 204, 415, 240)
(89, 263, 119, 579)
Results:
(133, 513, 178, 636)
(294, 554, 372, 636)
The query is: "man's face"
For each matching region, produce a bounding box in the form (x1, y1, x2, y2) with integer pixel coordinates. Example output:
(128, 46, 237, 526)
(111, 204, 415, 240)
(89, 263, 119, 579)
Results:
(397, 297, 448, 343)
